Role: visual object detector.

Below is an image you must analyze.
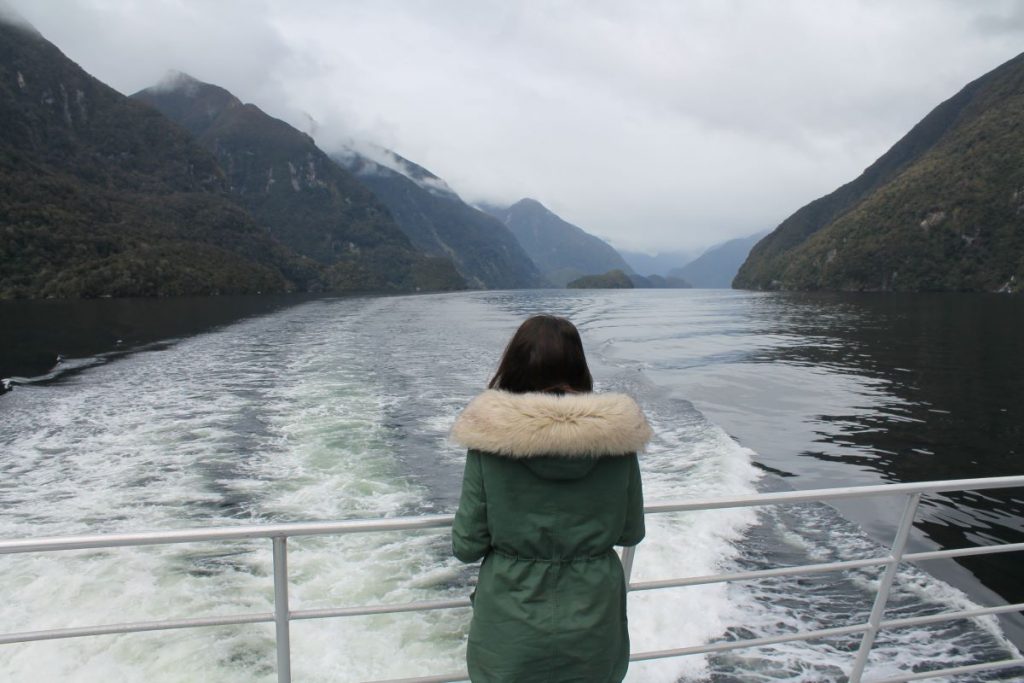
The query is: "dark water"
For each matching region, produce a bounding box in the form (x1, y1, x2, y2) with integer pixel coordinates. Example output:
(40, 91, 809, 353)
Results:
(778, 293, 1023, 612)
(666, 293, 1024, 605)
(1, 290, 1022, 681)
(587, 290, 1024, 651)
(0, 295, 307, 382)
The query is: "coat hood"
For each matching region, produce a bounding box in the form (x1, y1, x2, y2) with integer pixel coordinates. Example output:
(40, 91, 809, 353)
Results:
(450, 390, 652, 462)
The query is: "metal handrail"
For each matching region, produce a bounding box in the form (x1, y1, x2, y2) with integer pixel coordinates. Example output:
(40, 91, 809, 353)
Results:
(2, 475, 1023, 683)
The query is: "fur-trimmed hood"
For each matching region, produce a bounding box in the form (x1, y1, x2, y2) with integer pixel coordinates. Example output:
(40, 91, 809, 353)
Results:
(450, 390, 652, 459)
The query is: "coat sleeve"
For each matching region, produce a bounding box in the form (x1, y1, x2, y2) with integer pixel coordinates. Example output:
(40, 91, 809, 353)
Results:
(616, 453, 645, 546)
(452, 449, 491, 562)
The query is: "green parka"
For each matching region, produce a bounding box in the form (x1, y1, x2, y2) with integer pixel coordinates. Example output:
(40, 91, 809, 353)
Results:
(450, 390, 651, 683)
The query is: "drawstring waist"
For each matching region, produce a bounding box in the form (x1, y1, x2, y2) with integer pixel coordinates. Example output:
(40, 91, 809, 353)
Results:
(491, 548, 615, 564)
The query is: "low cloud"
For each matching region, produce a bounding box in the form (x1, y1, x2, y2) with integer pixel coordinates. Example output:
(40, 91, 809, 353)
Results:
(0, 0, 37, 32)
(9, 0, 1024, 253)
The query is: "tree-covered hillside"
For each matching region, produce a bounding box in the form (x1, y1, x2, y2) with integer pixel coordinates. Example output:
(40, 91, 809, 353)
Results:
(735, 52, 1024, 293)
(0, 20, 317, 298)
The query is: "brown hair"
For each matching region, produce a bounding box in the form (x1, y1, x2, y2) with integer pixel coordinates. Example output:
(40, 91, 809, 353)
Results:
(488, 315, 593, 394)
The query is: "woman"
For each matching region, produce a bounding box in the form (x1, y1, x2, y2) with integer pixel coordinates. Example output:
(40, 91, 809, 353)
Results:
(450, 315, 650, 682)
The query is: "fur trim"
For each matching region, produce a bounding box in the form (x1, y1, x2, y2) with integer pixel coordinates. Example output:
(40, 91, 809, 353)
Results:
(450, 390, 652, 458)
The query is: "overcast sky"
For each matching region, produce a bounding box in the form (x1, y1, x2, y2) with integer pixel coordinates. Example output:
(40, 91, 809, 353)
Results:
(7, 0, 1024, 253)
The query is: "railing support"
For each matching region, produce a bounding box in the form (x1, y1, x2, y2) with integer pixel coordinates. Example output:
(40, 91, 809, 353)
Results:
(848, 492, 921, 683)
(273, 536, 292, 683)
(621, 545, 637, 588)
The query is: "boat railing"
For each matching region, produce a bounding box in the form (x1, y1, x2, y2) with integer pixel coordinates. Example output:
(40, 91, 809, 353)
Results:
(2, 475, 1024, 683)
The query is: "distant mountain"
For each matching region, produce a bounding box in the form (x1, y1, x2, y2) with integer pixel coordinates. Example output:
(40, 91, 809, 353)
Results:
(671, 231, 768, 288)
(133, 73, 464, 293)
(566, 269, 633, 289)
(482, 199, 633, 287)
(334, 149, 546, 289)
(0, 20, 320, 298)
(619, 249, 702, 277)
(735, 52, 1024, 293)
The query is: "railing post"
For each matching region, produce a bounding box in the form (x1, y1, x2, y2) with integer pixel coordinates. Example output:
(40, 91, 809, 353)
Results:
(272, 536, 292, 683)
(621, 545, 637, 589)
(848, 493, 921, 683)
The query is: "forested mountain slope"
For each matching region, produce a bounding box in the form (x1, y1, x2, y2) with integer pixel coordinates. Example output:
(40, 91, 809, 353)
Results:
(0, 20, 317, 298)
(735, 52, 1024, 293)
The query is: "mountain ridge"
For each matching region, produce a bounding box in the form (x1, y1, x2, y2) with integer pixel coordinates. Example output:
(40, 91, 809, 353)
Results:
(619, 248, 702, 278)
(481, 198, 633, 287)
(132, 73, 465, 293)
(672, 231, 767, 288)
(334, 148, 546, 289)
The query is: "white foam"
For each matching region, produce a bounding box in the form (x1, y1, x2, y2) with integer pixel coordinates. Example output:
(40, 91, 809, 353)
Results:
(711, 501, 1021, 681)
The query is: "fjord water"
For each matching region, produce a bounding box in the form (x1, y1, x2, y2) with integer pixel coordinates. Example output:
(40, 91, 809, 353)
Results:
(1, 290, 1021, 682)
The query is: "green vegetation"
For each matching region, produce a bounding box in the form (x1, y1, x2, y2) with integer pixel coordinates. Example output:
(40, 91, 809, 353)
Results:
(735, 52, 1024, 293)
(566, 269, 634, 289)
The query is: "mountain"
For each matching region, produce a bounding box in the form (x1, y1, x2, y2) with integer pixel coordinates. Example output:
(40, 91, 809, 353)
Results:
(482, 199, 633, 287)
(735, 52, 1024, 293)
(333, 149, 546, 289)
(671, 231, 768, 288)
(133, 73, 464, 293)
(0, 19, 321, 298)
(619, 249, 702, 277)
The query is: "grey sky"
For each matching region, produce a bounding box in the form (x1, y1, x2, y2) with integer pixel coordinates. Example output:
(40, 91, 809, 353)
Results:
(7, 0, 1024, 253)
